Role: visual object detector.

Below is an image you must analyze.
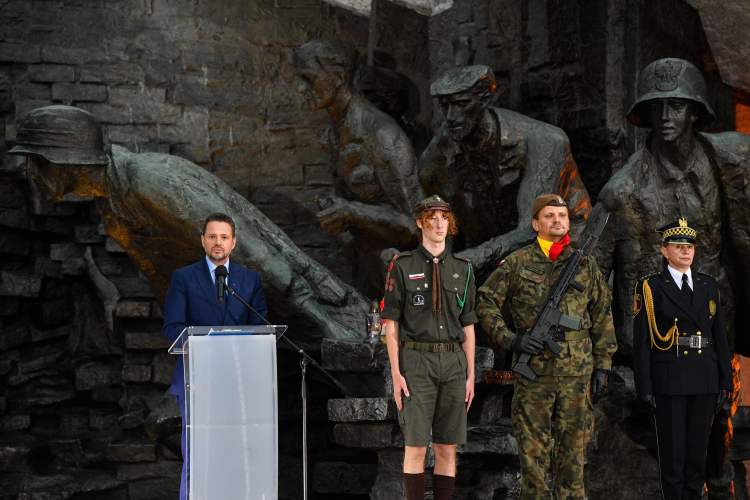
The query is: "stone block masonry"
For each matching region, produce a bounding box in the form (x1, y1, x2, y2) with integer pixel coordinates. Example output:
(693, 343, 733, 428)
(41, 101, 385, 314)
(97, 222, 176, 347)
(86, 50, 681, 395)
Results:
(0, 2, 429, 499)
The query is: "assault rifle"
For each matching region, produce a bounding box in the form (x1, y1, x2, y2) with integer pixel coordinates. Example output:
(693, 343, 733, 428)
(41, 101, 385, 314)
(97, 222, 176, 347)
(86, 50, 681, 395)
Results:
(512, 214, 610, 381)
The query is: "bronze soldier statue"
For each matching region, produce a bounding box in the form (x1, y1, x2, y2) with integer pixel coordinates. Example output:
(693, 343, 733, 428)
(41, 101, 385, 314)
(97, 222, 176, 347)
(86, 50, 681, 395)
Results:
(419, 65, 591, 275)
(10, 105, 368, 341)
(293, 38, 425, 297)
(588, 58, 750, 498)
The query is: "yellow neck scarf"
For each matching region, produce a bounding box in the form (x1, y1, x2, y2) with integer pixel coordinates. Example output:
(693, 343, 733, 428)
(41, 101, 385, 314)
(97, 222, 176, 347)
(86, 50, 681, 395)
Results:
(537, 237, 553, 258)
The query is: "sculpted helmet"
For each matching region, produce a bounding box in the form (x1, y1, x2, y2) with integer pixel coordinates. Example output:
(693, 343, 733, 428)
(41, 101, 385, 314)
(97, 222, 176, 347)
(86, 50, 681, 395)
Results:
(9, 105, 108, 165)
(627, 58, 716, 129)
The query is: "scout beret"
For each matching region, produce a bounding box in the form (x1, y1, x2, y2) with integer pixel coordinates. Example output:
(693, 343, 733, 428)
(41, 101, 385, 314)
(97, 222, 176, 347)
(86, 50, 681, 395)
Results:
(532, 194, 567, 218)
(656, 218, 697, 245)
(414, 194, 451, 216)
(430, 65, 496, 97)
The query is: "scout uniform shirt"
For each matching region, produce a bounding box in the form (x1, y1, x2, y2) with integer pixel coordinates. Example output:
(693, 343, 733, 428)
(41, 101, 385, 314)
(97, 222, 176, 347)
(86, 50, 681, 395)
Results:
(477, 240, 616, 377)
(381, 244, 478, 342)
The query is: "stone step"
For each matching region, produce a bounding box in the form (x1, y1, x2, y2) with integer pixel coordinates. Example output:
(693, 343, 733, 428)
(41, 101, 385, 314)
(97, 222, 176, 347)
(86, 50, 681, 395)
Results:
(322, 338, 389, 373)
(322, 338, 495, 376)
(328, 397, 397, 422)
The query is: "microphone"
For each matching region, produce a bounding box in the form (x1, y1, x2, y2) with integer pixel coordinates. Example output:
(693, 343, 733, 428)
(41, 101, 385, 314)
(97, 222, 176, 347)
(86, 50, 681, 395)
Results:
(215, 265, 227, 304)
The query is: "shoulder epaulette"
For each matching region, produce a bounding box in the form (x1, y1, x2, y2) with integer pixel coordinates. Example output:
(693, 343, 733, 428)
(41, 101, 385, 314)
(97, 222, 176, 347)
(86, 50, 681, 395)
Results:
(695, 271, 717, 281)
(391, 251, 413, 261)
(638, 272, 659, 282)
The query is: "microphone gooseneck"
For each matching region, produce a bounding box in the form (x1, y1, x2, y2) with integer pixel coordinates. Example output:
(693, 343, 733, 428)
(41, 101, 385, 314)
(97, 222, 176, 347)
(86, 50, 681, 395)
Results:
(215, 265, 228, 304)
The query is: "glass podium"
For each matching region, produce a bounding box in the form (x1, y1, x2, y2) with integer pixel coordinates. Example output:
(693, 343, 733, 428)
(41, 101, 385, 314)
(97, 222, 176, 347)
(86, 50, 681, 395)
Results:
(169, 325, 286, 500)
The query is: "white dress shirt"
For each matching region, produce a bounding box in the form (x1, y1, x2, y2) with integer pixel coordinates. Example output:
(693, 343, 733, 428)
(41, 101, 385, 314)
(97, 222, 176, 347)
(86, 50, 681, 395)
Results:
(667, 265, 692, 291)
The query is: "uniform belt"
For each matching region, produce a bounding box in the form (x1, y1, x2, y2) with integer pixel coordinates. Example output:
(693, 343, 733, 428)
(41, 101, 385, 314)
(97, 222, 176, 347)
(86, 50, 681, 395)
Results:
(549, 330, 590, 342)
(677, 336, 715, 348)
(400, 341, 461, 353)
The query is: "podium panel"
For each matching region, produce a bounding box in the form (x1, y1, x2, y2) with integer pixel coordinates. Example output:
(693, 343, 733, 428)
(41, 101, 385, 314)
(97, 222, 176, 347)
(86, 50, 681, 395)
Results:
(186, 333, 278, 500)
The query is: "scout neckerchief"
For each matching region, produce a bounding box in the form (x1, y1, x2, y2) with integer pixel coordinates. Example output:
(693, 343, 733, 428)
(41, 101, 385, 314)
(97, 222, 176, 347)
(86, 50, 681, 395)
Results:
(432, 256, 442, 318)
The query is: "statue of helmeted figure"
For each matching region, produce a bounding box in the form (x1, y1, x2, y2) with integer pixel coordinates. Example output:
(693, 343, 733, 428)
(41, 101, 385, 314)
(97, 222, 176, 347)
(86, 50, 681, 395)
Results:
(419, 65, 591, 275)
(10, 105, 368, 341)
(293, 38, 425, 297)
(588, 58, 750, 497)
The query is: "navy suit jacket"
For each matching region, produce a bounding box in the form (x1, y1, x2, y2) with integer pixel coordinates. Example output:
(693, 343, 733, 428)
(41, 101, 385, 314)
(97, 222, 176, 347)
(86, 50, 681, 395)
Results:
(162, 258, 268, 397)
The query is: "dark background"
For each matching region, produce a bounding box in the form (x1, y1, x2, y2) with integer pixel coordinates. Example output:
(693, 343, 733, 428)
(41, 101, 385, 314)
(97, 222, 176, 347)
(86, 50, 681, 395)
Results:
(0, 0, 748, 499)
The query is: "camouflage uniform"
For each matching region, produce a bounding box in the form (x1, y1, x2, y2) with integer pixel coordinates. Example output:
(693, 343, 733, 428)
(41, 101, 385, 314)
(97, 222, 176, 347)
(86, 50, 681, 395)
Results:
(476, 241, 616, 499)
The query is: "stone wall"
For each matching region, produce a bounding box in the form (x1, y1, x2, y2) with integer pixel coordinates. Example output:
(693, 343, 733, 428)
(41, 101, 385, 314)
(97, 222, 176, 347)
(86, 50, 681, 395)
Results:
(0, 0, 430, 287)
(2, 0, 750, 499)
(0, 1, 426, 499)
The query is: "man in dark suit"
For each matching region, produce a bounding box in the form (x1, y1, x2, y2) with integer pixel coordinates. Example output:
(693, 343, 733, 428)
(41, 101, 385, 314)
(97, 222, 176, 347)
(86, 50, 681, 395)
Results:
(633, 219, 732, 500)
(162, 212, 268, 500)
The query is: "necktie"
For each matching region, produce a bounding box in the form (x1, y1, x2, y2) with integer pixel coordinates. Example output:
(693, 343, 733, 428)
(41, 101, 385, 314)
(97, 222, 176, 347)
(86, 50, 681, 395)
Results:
(681, 274, 693, 304)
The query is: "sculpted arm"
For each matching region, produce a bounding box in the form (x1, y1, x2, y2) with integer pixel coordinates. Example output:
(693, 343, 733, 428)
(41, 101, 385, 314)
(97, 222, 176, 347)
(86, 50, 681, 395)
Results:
(587, 258, 617, 370)
(587, 199, 617, 283)
(318, 126, 424, 246)
(456, 158, 542, 274)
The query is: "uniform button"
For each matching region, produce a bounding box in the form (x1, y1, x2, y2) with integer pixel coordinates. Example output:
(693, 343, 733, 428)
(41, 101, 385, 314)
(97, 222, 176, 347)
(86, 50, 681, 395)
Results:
(439, 326, 443, 329)
(697, 331, 701, 336)
(698, 350, 702, 354)
(684, 351, 688, 355)
(417, 287, 420, 290)
(682, 333, 686, 336)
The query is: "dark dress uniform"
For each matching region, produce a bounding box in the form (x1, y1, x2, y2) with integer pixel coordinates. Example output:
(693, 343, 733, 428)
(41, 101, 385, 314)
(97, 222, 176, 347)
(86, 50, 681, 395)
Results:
(382, 241, 478, 447)
(633, 221, 732, 500)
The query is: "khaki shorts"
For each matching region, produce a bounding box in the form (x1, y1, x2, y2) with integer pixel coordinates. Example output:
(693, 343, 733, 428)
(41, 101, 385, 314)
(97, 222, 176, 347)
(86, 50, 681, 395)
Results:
(397, 346, 468, 447)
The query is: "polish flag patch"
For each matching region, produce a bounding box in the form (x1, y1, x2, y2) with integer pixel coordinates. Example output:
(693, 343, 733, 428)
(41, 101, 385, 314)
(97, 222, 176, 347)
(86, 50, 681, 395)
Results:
(498, 260, 506, 266)
(409, 273, 425, 279)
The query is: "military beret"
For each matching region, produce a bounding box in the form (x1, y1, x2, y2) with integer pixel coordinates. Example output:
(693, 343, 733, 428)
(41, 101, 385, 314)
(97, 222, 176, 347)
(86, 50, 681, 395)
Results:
(414, 194, 451, 215)
(656, 218, 697, 245)
(532, 194, 567, 218)
(430, 65, 496, 97)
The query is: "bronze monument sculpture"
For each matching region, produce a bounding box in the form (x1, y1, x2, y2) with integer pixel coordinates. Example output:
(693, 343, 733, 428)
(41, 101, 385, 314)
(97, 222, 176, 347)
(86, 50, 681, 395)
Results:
(293, 38, 425, 296)
(10, 105, 369, 342)
(588, 58, 750, 498)
(418, 65, 592, 275)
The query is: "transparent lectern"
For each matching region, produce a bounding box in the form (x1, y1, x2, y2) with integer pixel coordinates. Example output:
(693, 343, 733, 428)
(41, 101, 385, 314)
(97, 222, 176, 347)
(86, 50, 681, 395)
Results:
(169, 325, 286, 500)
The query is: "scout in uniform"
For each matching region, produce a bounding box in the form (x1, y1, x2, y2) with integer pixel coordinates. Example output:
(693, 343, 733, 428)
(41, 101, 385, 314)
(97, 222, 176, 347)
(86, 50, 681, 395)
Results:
(382, 195, 478, 500)
(633, 219, 732, 500)
(476, 194, 617, 500)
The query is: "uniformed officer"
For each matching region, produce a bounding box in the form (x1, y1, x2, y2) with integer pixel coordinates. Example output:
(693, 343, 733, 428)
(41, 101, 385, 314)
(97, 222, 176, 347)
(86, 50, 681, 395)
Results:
(476, 194, 617, 500)
(633, 219, 732, 500)
(382, 195, 478, 500)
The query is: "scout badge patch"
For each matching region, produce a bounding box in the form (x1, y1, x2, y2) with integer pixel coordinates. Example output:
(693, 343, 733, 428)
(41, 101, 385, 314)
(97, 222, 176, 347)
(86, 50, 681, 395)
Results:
(709, 300, 716, 316)
(634, 293, 642, 317)
(412, 294, 425, 306)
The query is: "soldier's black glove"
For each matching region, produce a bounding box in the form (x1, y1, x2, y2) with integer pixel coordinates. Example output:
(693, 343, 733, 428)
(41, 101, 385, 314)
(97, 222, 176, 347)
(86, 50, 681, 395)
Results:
(510, 334, 544, 355)
(591, 369, 609, 404)
(715, 390, 730, 415)
(638, 394, 656, 415)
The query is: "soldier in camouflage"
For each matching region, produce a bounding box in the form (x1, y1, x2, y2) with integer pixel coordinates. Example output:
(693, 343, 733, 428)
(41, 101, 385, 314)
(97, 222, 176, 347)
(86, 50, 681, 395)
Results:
(476, 194, 617, 499)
